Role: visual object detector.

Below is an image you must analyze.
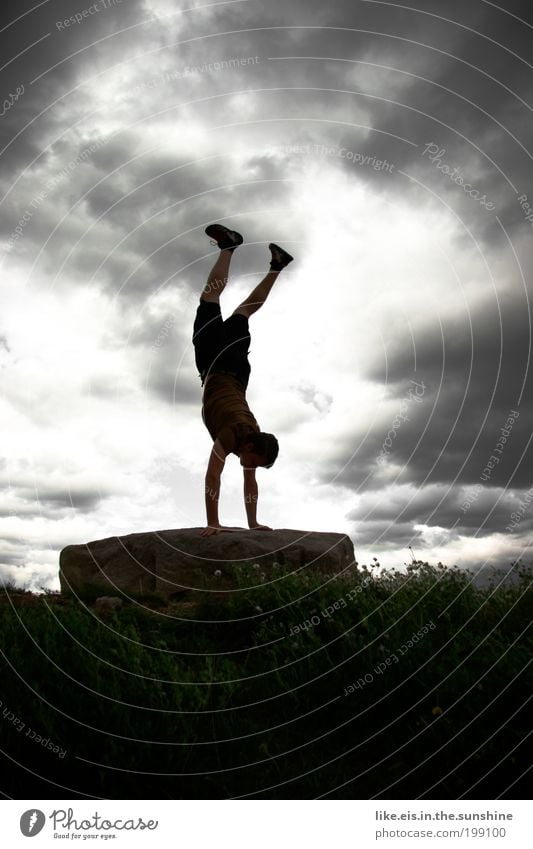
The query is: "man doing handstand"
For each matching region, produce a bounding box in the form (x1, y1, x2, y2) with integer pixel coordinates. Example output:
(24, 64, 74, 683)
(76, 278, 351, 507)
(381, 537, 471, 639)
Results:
(192, 223, 293, 536)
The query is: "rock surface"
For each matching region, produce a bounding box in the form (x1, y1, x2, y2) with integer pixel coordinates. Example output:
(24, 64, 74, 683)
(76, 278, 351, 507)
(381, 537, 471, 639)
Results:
(59, 528, 356, 600)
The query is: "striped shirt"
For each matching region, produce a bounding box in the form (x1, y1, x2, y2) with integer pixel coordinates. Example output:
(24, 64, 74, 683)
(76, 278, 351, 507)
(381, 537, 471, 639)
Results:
(202, 373, 260, 455)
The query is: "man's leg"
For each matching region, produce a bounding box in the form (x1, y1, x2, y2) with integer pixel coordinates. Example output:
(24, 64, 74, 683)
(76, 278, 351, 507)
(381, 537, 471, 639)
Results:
(200, 248, 233, 303)
(231, 269, 280, 318)
(200, 223, 243, 303)
(232, 242, 294, 319)
(193, 224, 244, 380)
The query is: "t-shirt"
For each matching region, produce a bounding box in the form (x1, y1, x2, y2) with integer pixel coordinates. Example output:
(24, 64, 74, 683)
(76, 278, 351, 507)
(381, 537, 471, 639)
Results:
(202, 373, 260, 455)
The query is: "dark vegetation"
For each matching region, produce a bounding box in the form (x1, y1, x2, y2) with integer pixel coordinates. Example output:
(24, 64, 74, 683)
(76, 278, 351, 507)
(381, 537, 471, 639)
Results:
(0, 559, 530, 799)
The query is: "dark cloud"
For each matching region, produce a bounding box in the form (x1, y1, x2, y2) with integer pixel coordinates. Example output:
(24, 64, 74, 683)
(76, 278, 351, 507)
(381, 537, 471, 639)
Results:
(148, 369, 199, 405)
(0, 0, 146, 163)
(12, 483, 115, 513)
(345, 482, 533, 541)
(0, 550, 25, 567)
(195, 0, 533, 247)
(320, 292, 533, 508)
(367, 296, 533, 487)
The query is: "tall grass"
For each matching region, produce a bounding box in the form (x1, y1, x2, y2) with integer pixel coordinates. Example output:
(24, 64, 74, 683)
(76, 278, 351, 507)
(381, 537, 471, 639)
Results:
(0, 560, 530, 799)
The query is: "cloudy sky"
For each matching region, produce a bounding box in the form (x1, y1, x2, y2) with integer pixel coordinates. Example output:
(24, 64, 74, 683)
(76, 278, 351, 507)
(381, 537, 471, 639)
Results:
(1, 0, 532, 590)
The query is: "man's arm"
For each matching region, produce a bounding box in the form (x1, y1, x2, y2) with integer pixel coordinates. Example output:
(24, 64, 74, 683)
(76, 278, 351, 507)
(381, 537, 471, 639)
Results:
(243, 468, 272, 530)
(202, 438, 227, 536)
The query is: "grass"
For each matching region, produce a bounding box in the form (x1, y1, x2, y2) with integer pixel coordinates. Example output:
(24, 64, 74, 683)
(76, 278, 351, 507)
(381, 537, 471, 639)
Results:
(0, 559, 531, 799)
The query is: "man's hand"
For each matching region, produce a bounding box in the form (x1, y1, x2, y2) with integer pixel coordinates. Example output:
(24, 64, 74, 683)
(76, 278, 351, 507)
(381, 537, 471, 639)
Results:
(248, 523, 273, 531)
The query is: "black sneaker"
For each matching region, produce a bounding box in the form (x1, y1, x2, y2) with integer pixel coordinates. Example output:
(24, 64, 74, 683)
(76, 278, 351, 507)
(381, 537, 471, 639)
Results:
(269, 242, 294, 271)
(205, 223, 244, 251)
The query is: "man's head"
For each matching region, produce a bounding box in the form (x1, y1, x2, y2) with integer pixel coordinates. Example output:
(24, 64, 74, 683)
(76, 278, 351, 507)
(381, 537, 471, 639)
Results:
(239, 432, 279, 469)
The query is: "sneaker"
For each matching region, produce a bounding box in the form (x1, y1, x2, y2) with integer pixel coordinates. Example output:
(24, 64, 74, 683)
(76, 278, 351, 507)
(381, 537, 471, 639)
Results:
(205, 223, 243, 251)
(269, 242, 294, 271)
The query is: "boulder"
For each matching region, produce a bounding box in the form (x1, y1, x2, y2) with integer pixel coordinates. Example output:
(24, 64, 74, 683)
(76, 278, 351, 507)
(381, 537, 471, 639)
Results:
(59, 528, 356, 601)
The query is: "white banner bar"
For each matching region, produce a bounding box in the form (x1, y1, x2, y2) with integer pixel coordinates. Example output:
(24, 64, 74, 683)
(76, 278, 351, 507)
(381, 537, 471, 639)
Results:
(1, 799, 531, 848)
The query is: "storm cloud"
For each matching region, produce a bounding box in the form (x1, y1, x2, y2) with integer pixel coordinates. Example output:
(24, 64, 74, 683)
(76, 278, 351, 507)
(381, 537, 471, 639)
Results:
(1, 0, 532, 588)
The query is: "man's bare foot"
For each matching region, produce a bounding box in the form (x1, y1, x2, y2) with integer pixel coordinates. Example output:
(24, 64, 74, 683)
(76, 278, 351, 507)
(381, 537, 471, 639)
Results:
(200, 525, 245, 536)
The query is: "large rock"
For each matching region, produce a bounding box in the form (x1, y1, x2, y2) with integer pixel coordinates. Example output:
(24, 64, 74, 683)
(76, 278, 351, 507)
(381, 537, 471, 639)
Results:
(59, 528, 356, 600)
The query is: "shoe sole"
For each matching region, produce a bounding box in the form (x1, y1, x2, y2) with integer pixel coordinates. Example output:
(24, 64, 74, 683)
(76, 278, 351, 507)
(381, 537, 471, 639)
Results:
(205, 223, 244, 248)
(269, 242, 294, 266)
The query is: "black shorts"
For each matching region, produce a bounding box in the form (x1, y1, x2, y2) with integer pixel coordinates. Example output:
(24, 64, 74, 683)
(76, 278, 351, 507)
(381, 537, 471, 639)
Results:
(192, 300, 251, 388)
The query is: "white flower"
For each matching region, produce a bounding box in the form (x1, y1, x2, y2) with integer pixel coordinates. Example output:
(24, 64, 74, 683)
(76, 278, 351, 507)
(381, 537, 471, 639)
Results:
(255, 605, 263, 613)
(214, 569, 222, 577)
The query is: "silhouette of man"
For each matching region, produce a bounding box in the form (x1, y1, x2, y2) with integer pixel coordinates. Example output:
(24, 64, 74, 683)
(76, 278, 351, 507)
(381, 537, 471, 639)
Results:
(192, 223, 293, 536)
